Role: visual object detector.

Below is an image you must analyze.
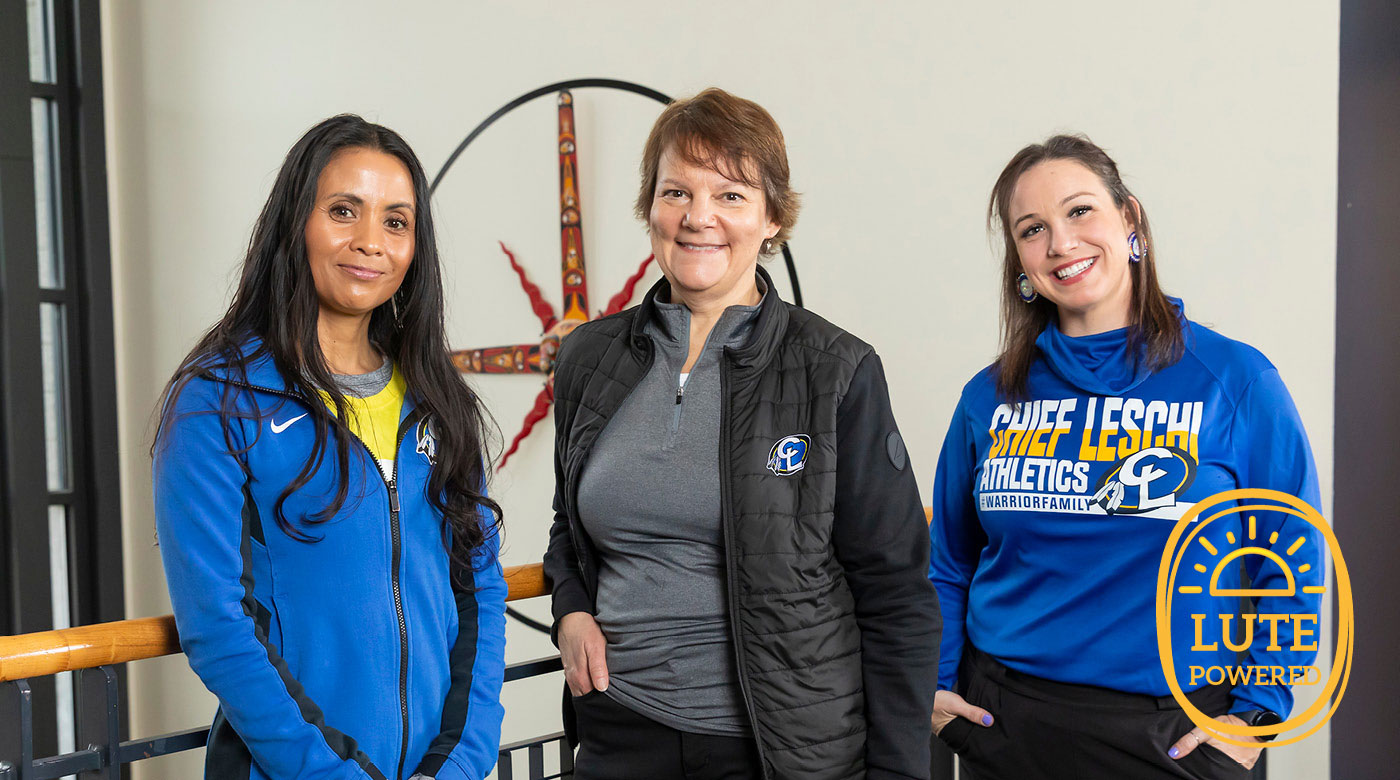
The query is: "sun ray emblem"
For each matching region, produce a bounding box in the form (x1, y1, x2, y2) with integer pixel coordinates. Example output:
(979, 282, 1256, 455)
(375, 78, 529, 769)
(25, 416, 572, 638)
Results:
(443, 90, 654, 470)
(1176, 514, 1327, 598)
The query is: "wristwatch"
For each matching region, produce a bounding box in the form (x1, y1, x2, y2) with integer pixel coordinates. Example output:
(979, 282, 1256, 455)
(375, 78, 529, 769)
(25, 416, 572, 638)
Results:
(1234, 709, 1283, 742)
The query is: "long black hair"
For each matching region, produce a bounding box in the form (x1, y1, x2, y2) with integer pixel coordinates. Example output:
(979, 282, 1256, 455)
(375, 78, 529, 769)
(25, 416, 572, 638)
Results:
(155, 114, 500, 580)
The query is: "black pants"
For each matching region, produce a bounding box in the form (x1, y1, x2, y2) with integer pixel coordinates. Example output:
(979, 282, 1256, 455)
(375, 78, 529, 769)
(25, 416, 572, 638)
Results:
(571, 690, 763, 780)
(933, 647, 1253, 780)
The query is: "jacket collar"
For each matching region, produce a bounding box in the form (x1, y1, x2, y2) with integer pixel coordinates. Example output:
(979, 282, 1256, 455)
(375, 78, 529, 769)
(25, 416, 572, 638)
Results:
(198, 336, 374, 399)
(630, 264, 789, 375)
(198, 336, 420, 421)
(194, 337, 287, 392)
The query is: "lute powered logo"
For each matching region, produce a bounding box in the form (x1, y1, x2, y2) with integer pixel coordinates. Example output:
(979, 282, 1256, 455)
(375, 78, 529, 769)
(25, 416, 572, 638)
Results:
(1155, 489, 1353, 748)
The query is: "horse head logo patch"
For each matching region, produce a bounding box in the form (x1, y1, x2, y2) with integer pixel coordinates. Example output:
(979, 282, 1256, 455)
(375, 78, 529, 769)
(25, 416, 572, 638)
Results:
(767, 434, 810, 476)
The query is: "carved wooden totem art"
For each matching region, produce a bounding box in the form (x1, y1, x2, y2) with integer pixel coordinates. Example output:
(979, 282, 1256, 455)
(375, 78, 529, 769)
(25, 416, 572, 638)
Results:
(449, 90, 654, 469)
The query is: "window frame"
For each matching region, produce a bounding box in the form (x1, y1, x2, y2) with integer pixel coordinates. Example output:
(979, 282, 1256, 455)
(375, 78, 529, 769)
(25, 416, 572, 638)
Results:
(1, 0, 125, 761)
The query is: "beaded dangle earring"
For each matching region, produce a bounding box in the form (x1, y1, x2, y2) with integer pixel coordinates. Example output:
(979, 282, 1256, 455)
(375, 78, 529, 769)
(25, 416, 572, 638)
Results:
(1128, 231, 1146, 263)
(1017, 272, 1039, 303)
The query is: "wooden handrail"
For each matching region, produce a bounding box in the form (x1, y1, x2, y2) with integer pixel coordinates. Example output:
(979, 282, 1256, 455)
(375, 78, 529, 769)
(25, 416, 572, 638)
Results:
(0, 563, 548, 683)
(0, 505, 935, 683)
(504, 561, 547, 600)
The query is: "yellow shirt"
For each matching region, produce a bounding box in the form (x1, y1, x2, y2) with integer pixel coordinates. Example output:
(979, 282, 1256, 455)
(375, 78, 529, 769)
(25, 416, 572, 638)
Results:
(323, 364, 407, 476)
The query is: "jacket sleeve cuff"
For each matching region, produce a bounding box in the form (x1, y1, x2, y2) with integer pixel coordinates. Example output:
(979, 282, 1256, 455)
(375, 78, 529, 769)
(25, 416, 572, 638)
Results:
(1229, 688, 1288, 719)
(549, 577, 592, 646)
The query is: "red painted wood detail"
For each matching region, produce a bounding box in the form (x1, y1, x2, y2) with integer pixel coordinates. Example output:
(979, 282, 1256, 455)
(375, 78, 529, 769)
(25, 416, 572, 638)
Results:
(558, 91, 589, 323)
(452, 90, 655, 469)
(501, 241, 558, 332)
(499, 382, 555, 470)
(449, 343, 546, 374)
(603, 255, 655, 317)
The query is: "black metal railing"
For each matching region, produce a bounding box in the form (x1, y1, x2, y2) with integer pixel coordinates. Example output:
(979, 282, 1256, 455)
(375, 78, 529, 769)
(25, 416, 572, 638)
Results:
(1, 657, 569, 780)
(1, 563, 571, 779)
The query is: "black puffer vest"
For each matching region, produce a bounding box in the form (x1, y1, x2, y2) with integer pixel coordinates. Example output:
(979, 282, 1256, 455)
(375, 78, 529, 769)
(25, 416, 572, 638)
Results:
(545, 266, 939, 779)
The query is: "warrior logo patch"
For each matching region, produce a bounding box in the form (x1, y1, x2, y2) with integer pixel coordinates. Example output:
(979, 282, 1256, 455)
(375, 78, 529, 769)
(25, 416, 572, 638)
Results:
(767, 434, 810, 476)
(1090, 445, 1197, 515)
(416, 419, 438, 466)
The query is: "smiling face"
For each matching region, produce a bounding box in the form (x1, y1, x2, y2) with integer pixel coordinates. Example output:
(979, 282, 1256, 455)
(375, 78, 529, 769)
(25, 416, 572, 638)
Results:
(1009, 159, 1138, 335)
(648, 144, 779, 309)
(304, 147, 416, 325)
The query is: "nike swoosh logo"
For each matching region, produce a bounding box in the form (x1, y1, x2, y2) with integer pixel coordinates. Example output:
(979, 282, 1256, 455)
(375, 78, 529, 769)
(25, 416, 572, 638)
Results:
(270, 414, 308, 434)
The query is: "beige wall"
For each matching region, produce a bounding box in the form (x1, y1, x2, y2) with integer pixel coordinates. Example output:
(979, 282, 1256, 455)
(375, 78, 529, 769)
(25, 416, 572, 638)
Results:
(101, 1, 1339, 777)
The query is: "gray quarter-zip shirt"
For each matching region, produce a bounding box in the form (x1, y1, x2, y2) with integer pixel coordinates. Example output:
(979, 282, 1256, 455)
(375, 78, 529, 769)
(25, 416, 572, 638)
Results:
(574, 287, 764, 736)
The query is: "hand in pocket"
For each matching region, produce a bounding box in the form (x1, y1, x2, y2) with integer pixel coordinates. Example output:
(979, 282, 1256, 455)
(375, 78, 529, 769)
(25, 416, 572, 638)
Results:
(932, 689, 994, 735)
(559, 611, 610, 696)
(1168, 714, 1260, 770)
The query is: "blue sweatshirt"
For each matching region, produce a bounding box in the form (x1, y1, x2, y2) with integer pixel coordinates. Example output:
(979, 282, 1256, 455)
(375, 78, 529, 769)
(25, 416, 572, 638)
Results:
(154, 345, 506, 779)
(929, 304, 1323, 717)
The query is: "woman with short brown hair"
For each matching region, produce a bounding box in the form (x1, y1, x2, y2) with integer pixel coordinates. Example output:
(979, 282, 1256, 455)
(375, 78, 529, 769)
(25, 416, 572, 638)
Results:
(545, 88, 941, 780)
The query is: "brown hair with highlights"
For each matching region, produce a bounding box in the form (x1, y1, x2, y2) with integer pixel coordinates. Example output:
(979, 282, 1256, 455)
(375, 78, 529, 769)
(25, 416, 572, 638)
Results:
(988, 134, 1183, 402)
(636, 87, 800, 254)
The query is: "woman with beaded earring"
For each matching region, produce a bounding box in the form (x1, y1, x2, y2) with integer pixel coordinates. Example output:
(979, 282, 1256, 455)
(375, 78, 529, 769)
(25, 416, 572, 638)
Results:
(927, 135, 1323, 780)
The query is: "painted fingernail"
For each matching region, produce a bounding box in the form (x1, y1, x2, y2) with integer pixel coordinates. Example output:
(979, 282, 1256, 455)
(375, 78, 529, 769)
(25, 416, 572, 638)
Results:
(1168, 747, 1180, 759)
(981, 714, 993, 726)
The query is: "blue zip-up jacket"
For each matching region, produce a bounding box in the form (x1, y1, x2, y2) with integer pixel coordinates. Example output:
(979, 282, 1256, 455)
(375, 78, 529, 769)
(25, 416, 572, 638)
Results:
(929, 303, 1322, 718)
(154, 346, 507, 780)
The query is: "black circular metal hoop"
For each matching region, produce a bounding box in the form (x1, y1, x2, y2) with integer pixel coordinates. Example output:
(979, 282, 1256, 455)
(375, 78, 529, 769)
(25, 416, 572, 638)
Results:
(430, 77, 803, 307)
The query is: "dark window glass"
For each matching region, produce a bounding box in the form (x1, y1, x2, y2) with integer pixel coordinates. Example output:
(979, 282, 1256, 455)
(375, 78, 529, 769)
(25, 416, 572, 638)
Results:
(26, 0, 55, 84)
(32, 97, 64, 289)
(40, 302, 72, 492)
(48, 504, 75, 763)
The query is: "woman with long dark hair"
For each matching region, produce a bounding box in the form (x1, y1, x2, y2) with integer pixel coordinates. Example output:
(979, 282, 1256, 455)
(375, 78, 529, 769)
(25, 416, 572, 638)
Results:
(154, 114, 506, 780)
(928, 135, 1323, 779)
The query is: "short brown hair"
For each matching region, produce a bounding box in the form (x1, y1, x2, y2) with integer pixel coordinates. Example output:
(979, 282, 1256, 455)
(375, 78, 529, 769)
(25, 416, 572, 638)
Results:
(988, 134, 1182, 402)
(635, 88, 800, 253)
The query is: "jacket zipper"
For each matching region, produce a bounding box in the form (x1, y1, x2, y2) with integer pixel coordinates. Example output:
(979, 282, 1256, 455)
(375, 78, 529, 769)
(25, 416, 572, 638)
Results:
(224, 378, 419, 778)
(671, 382, 685, 438)
(673, 321, 726, 441)
(364, 416, 418, 780)
(718, 355, 770, 778)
